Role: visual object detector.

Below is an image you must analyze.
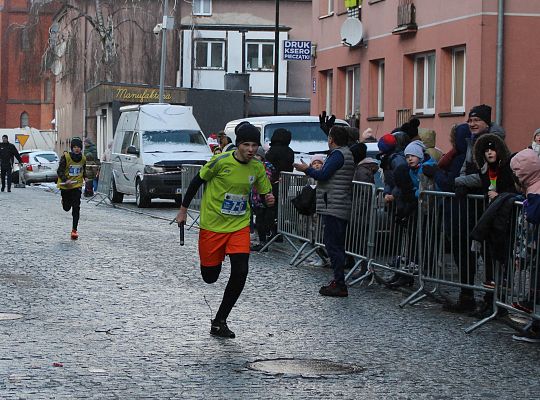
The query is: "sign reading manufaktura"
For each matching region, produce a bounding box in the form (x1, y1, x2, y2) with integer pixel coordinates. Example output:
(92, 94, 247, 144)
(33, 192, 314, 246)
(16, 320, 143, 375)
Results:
(86, 83, 188, 107)
(114, 88, 172, 102)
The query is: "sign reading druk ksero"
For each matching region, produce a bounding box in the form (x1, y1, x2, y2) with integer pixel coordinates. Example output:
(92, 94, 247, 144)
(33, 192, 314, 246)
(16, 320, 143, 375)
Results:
(283, 40, 311, 61)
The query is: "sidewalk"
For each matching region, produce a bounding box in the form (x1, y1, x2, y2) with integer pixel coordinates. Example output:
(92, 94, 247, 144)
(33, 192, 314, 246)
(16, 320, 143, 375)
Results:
(0, 187, 539, 399)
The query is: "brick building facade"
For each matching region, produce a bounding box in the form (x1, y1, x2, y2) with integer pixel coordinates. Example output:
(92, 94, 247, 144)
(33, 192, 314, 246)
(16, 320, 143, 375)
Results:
(0, 0, 55, 130)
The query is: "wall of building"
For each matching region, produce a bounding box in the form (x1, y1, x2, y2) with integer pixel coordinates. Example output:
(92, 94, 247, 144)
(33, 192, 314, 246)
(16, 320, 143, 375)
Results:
(0, 0, 55, 130)
(311, 0, 540, 152)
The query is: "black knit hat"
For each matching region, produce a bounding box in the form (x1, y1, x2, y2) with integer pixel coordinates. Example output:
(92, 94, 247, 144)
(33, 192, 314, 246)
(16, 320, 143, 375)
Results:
(235, 122, 261, 146)
(469, 104, 492, 126)
(400, 118, 420, 140)
(71, 137, 83, 149)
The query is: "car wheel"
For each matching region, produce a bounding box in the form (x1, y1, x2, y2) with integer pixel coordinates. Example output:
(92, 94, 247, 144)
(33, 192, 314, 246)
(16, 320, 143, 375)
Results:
(174, 194, 182, 206)
(135, 179, 151, 208)
(109, 178, 124, 203)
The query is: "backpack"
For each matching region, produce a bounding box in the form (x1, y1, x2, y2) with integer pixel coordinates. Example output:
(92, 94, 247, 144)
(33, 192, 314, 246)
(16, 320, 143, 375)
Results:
(291, 184, 316, 216)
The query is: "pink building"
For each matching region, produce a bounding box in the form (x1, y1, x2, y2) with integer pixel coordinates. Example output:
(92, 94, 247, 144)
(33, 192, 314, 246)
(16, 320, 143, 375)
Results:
(311, 0, 540, 152)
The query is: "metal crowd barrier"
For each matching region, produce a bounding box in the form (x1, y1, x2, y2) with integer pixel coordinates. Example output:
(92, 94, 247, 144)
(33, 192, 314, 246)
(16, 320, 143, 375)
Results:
(271, 176, 539, 335)
(92, 161, 113, 206)
(400, 192, 493, 309)
(181, 164, 203, 229)
(466, 200, 539, 333)
(263, 172, 317, 264)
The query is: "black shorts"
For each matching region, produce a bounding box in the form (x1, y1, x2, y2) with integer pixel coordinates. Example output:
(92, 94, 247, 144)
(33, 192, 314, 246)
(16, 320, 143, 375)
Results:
(61, 188, 82, 209)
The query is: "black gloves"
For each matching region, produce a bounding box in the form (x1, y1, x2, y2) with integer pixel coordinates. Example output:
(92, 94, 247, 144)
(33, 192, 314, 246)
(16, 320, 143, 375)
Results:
(422, 164, 438, 178)
(319, 111, 336, 136)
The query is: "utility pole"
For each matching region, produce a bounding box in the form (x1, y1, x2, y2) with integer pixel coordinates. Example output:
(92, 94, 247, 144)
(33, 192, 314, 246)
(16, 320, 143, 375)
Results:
(159, 0, 169, 103)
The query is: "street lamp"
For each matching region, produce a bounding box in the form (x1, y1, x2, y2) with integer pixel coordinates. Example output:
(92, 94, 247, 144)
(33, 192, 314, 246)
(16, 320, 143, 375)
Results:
(156, 0, 170, 103)
(273, 0, 280, 115)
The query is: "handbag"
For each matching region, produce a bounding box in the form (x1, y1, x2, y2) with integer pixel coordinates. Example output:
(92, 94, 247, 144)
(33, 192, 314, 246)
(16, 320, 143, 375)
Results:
(291, 184, 316, 216)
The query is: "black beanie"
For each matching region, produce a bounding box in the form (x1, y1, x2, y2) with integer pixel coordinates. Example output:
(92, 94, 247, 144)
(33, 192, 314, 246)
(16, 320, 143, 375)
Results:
(401, 118, 420, 140)
(71, 137, 83, 149)
(235, 123, 261, 146)
(469, 104, 492, 126)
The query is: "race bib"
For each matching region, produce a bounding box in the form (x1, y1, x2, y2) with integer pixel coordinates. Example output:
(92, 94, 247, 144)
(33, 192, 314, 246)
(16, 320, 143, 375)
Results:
(69, 164, 83, 176)
(221, 193, 247, 215)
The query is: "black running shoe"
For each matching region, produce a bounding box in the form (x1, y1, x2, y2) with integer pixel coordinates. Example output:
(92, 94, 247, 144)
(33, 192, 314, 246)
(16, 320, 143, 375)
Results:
(210, 319, 235, 338)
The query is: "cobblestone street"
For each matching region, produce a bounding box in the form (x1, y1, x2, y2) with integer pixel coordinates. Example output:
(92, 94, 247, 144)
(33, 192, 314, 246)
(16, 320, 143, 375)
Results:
(1, 187, 539, 399)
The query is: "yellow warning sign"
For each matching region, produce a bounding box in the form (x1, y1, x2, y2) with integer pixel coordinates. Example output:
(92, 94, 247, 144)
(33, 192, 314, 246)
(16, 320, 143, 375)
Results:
(15, 134, 29, 148)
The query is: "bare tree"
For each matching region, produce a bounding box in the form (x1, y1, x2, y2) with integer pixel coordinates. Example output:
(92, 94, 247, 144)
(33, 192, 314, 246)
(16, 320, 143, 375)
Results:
(30, 0, 166, 85)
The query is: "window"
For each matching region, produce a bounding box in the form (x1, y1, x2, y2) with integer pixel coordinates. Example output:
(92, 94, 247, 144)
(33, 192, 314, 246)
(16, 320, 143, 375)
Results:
(193, 0, 211, 16)
(21, 29, 30, 51)
(195, 40, 224, 69)
(44, 79, 52, 102)
(121, 131, 134, 154)
(378, 61, 385, 117)
(414, 52, 436, 114)
(452, 47, 466, 113)
(320, 0, 334, 16)
(325, 70, 333, 115)
(345, 65, 360, 118)
(20, 112, 29, 128)
(327, 0, 335, 14)
(131, 131, 140, 152)
(246, 42, 274, 71)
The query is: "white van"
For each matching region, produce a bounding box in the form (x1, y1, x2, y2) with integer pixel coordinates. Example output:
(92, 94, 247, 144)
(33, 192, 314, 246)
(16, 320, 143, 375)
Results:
(223, 116, 351, 164)
(110, 103, 212, 207)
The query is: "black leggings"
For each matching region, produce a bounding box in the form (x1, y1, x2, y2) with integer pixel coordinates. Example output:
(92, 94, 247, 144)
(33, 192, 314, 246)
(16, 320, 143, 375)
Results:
(201, 253, 249, 322)
(61, 188, 81, 230)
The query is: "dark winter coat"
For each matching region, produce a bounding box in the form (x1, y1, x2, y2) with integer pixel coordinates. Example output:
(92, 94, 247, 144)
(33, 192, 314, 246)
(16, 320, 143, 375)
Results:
(434, 123, 469, 192)
(470, 192, 519, 263)
(0, 141, 22, 169)
(353, 158, 379, 184)
(265, 129, 294, 174)
(473, 133, 516, 196)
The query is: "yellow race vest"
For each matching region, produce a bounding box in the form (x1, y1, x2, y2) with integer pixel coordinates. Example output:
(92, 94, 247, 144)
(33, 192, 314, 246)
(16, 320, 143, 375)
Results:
(57, 152, 86, 189)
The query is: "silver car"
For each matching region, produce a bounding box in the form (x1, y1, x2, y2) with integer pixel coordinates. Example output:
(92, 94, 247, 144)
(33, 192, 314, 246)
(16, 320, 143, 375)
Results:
(13, 150, 59, 184)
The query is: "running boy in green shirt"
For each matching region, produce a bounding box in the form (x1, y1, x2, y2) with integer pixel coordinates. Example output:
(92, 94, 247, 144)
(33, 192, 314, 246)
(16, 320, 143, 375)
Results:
(176, 122, 275, 338)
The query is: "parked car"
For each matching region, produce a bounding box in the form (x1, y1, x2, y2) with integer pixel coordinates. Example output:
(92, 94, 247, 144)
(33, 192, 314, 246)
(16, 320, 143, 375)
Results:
(12, 150, 59, 184)
(223, 116, 350, 164)
(109, 103, 212, 207)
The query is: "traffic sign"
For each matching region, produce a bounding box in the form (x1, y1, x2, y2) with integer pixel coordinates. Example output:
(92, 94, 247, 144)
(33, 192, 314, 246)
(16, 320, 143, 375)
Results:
(15, 134, 29, 148)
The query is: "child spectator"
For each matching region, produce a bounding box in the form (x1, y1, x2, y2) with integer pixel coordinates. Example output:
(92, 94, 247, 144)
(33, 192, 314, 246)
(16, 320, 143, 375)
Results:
(464, 133, 517, 317)
(419, 129, 443, 163)
(510, 148, 540, 342)
(310, 154, 324, 171)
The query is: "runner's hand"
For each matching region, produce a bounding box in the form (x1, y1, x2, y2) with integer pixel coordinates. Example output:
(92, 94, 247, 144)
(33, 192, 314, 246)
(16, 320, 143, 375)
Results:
(176, 206, 188, 226)
(264, 193, 275, 207)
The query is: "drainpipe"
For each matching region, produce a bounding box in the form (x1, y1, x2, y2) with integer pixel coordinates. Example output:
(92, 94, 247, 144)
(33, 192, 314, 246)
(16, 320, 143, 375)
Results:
(495, 0, 504, 126)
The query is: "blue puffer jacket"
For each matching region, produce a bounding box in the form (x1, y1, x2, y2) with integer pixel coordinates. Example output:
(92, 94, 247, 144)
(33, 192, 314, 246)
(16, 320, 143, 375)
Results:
(409, 156, 437, 198)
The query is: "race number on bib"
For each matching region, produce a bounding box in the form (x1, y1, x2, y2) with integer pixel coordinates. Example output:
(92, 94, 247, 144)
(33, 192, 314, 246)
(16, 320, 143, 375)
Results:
(221, 193, 247, 215)
(69, 165, 83, 176)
